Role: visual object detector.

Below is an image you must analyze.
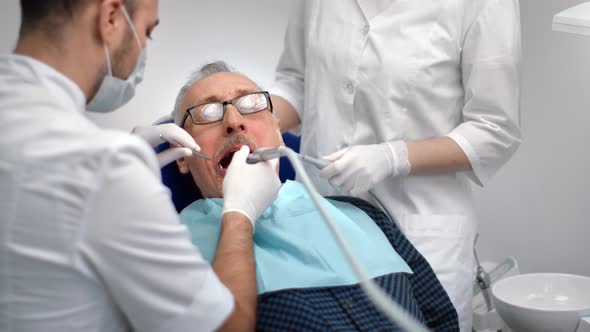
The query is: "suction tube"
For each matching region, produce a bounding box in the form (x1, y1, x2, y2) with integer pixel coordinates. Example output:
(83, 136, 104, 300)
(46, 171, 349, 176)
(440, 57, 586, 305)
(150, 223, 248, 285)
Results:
(248, 146, 431, 332)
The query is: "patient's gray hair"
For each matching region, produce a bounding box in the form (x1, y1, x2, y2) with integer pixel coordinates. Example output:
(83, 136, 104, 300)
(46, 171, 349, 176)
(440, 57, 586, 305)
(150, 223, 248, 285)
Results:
(173, 61, 235, 125)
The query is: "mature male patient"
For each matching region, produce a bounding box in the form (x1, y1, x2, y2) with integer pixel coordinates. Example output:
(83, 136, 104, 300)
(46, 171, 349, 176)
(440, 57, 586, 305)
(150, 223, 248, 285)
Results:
(173, 62, 459, 332)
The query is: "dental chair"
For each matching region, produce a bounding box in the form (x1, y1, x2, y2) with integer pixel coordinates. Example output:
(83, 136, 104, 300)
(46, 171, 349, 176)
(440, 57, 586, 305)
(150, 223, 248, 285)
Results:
(154, 118, 301, 212)
(156, 120, 508, 330)
(154, 122, 464, 331)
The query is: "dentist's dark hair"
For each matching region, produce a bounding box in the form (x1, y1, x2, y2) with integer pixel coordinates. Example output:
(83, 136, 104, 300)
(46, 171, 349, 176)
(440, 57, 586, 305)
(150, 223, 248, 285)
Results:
(19, 0, 137, 38)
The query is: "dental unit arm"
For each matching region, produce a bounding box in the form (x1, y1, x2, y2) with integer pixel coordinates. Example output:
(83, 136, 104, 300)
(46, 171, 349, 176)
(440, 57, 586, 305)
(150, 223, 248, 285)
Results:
(247, 146, 431, 332)
(247, 146, 330, 170)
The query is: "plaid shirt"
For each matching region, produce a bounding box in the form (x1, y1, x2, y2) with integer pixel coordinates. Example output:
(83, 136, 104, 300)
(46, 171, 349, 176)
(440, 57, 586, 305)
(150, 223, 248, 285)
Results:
(256, 196, 459, 332)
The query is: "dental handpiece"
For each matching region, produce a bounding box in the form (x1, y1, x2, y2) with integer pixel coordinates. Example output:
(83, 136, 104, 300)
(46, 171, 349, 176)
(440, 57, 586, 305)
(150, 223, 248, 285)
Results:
(247, 147, 330, 170)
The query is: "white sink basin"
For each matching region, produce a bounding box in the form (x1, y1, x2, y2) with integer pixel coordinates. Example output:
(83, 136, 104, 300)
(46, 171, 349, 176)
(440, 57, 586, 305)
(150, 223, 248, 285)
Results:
(492, 273, 590, 332)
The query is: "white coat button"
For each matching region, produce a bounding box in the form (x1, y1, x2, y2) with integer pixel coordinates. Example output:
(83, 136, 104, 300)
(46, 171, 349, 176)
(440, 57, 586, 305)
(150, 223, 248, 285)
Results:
(362, 25, 370, 35)
(344, 82, 354, 94)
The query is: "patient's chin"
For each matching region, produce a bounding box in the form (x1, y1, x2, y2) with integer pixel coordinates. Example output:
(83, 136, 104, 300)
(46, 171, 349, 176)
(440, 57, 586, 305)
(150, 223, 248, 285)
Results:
(198, 178, 224, 199)
(197, 187, 223, 199)
(189, 170, 220, 199)
(215, 184, 223, 198)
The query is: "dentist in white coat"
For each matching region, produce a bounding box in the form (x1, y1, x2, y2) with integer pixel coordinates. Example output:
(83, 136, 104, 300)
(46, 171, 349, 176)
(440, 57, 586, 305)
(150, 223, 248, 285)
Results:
(0, 1, 279, 331)
(270, 0, 522, 330)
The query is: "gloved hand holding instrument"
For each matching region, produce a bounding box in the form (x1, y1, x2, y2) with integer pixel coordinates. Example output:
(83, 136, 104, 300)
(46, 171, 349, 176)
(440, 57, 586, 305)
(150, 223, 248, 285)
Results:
(132, 123, 210, 167)
(223, 146, 281, 228)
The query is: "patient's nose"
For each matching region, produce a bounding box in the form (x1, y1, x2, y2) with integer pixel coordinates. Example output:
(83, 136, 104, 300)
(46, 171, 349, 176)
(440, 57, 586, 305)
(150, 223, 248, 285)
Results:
(223, 105, 246, 135)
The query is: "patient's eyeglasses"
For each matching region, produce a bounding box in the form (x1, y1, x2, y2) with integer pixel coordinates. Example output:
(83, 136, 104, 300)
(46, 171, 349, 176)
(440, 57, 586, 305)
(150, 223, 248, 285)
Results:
(181, 91, 273, 126)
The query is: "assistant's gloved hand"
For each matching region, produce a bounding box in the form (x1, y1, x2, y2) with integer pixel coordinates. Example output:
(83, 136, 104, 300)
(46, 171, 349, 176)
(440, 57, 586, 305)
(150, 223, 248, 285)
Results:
(222, 146, 281, 228)
(132, 123, 200, 168)
(320, 141, 411, 196)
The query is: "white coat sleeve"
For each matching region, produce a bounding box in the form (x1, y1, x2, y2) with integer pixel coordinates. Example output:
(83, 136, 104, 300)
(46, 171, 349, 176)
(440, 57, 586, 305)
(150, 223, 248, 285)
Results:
(447, 0, 522, 186)
(79, 137, 233, 332)
(269, 0, 307, 127)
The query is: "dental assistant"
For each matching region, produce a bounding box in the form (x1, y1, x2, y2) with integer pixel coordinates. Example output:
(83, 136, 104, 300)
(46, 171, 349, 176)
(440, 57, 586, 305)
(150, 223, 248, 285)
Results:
(270, 0, 522, 330)
(0, 1, 280, 332)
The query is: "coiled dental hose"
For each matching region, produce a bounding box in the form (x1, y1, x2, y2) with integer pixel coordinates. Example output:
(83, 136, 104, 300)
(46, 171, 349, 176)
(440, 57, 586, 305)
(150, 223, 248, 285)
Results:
(266, 146, 431, 332)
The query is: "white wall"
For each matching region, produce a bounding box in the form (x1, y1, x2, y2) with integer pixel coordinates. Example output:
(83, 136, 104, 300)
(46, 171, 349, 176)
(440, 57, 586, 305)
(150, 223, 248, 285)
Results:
(1, 0, 589, 277)
(475, 0, 590, 277)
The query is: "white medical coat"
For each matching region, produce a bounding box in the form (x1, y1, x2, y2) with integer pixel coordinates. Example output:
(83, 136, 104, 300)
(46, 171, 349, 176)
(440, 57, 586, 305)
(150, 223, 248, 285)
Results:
(0, 55, 233, 332)
(271, 0, 522, 330)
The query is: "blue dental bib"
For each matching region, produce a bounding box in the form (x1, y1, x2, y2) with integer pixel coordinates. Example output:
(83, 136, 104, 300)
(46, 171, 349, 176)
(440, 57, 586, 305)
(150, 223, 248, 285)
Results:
(180, 180, 412, 294)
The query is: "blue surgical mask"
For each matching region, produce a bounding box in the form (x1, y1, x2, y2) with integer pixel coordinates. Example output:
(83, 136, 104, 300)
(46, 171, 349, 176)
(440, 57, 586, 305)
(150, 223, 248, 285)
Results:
(87, 6, 147, 113)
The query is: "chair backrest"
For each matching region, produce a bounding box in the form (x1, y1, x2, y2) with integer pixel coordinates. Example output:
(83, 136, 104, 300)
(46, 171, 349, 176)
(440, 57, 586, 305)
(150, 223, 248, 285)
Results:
(155, 127, 301, 212)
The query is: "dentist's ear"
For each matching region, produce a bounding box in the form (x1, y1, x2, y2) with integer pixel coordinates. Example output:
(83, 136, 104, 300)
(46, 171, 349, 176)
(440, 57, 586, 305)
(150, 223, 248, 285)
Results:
(97, 0, 127, 49)
(176, 157, 190, 174)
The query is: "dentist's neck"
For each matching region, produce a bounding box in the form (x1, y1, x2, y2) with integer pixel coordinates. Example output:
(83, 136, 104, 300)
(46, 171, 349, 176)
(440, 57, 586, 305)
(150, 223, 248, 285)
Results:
(14, 28, 104, 102)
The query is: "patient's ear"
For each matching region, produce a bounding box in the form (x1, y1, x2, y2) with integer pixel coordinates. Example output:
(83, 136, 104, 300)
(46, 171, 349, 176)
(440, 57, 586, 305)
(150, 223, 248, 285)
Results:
(176, 157, 190, 174)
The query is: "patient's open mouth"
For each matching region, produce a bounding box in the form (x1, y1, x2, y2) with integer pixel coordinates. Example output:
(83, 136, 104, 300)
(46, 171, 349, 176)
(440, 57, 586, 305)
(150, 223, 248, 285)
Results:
(216, 144, 254, 175)
(219, 150, 237, 170)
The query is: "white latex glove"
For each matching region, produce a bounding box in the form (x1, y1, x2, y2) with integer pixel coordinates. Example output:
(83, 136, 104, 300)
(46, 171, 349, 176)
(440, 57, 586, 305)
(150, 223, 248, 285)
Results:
(320, 141, 411, 196)
(132, 123, 200, 168)
(222, 146, 281, 228)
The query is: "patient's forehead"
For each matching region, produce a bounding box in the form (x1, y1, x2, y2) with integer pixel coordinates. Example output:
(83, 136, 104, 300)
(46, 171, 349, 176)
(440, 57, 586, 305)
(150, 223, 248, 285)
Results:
(182, 72, 260, 110)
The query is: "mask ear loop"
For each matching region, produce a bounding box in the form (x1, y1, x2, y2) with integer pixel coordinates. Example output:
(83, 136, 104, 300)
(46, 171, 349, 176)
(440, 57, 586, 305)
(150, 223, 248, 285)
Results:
(120, 6, 142, 49)
(103, 44, 113, 76)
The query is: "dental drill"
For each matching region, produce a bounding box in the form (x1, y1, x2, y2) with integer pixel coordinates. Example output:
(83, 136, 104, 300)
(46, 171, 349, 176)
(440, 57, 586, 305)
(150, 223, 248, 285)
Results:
(247, 146, 431, 332)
